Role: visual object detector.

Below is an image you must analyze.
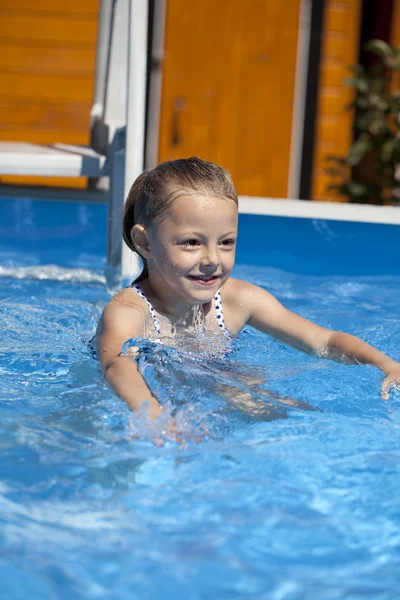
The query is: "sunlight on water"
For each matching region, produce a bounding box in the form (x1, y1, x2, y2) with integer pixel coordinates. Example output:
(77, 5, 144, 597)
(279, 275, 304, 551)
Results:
(0, 264, 106, 284)
(1, 265, 400, 599)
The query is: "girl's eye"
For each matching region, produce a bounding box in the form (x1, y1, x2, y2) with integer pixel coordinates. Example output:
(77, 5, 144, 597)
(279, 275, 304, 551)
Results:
(221, 238, 236, 247)
(181, 239, 200, 247)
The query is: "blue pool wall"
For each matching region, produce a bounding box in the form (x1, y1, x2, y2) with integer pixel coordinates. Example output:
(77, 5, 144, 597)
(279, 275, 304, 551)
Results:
(237, 212, 400, 276)
(0, 197, 107, 272)
(1, 196, 399, 276)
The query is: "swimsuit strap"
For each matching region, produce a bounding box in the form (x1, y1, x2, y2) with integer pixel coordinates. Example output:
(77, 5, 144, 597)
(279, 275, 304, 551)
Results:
(131, 284, 161, 335)
(131, 284, 229, 338)
(214, 290, 229, 336)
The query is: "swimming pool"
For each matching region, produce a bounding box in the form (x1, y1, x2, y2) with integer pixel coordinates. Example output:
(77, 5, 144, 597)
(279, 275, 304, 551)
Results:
(1, 196, 400, 599)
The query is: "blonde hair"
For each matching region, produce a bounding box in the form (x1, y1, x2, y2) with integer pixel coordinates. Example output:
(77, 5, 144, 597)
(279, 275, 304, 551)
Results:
(122, 156, 238, 281)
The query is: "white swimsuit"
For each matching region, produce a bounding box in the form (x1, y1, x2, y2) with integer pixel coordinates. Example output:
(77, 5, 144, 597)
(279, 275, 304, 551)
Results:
(131, 284, 230, 337)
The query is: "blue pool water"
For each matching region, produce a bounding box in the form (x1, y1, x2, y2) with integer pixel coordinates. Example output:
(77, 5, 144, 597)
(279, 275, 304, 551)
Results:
(1, 197, 400, 599)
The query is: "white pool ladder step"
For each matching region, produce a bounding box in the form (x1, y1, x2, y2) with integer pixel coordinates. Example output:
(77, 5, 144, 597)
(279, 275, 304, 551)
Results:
(0, 142, 107, 178)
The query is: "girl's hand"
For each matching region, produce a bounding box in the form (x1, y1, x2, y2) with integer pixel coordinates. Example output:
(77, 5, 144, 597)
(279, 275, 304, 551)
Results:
(381, 362, 400, 400)
(156, 417, 208, 447)
(130, 406, 208, 446)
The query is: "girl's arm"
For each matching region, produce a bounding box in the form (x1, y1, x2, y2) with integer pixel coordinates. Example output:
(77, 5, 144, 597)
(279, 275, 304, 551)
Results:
(97, 298, 163, 418)
(238, 282, 400, 398)
(319, 331, 400, 399)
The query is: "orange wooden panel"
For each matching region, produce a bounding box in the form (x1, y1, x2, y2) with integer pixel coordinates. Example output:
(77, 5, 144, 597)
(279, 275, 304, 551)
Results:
(229, 1, 300, 198)
(313, 172, 335, 197)
(0, 0, 99, 14)
(0, 101, 90, 131)
(327, 4, 353, 30)
(158, 0, 301, 198)
(0, 175, 88, 188)
(0, 0, 98, 189)
(319, 91, 343, 114)
(0, 44, 96, 76)
(390, 0, 400, 93)
(314, 144, 337, 163)
(325, 36, 347, 58)
(0, 14, 97, 45)
(158, 0, 233, 167)
(0, 73, 94, 101)
(391, 0, 400, 44)
(0, 130, 89, 145)
(311, 0, 362, 201)
(320, 64, 350, 87)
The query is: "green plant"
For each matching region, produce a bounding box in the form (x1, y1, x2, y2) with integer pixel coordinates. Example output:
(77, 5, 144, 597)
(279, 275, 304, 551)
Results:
(326, 39, 400, 205)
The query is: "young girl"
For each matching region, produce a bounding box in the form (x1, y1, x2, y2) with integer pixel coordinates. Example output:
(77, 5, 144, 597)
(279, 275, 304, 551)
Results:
(96, 157, 400, 420)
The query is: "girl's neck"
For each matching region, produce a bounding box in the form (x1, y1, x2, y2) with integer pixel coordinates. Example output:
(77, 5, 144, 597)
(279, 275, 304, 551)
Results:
(142, 274, 210, 321)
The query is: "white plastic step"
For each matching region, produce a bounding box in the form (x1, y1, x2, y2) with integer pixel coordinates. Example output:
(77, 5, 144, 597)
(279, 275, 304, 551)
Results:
(0, 142, 106, 178)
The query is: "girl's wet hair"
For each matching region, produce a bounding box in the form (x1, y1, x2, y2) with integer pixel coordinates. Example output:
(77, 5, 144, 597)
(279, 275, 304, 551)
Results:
(122, 156, 238, 282)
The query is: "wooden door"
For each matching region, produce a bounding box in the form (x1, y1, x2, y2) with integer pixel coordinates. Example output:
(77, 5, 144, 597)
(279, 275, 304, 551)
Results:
(0, 0, 98, 188)
(158, 0, 301, 198)
(311, 0, 362, 201)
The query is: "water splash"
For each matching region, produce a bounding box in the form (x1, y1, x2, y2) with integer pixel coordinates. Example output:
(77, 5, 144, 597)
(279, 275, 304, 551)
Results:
(191, 303, 207, 332)
(1, 264, 400, 599)
(0, 265, 106, 284)
(122, 338, 320, 443)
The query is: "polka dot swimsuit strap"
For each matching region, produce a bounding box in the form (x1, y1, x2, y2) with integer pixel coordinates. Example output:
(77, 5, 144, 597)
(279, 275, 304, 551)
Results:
(214, 290, 229, 336)
(131, 284, 161, 336)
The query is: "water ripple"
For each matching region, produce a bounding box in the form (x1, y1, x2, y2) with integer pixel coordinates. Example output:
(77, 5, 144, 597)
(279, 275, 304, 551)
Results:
(1, 269, 400, 599)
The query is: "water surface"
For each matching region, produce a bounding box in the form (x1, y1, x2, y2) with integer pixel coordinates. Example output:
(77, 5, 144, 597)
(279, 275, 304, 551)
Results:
(1, 263, 400, 599)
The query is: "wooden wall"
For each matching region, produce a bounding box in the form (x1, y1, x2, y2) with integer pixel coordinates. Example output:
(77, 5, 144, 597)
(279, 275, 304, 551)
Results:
(0, 0, 99, 188)
(157, 0, 301, 198)
(311, 0, 362, 201)
(391, 0, 400, 45)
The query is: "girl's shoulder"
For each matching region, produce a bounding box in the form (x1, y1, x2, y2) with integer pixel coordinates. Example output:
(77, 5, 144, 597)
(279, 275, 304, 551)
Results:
(220, 277, 260, 304)
(222, 277, 277, 304)
(218, 278, 259, 332)
(96, 287, 148, 366)
(100, 286, 147, 330)
(220, 278, 279, 331)
(107, 286, 145, 311)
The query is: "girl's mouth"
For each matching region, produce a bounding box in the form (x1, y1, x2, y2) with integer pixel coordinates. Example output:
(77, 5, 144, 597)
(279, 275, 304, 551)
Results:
(188, 275, 219, 286)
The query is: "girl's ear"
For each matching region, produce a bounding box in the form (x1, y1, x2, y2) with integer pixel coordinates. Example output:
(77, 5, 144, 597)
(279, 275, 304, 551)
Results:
(131, 224, 151, 258)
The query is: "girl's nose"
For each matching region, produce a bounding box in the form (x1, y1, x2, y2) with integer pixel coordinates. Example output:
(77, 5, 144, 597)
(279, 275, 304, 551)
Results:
(201, 246, 219, 267)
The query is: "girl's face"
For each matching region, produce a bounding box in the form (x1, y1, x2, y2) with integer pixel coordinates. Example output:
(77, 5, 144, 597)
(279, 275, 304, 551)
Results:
(146, 193, 238, 304)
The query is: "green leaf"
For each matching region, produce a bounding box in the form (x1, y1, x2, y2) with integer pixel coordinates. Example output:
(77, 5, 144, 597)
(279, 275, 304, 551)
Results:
(364, 39, 393, 60)
(348, 64, 365, 76)
(355, 78, 370, 93)
(381, 139, 396, 163)
(369, 93, 389, 111)
(348, 181, 369, 197)
(347, 137, 372, 165)
(326, 38, 400, 205)
(344, 77, 360, 87)
(391, 54, 400, 70)
(325, 156, 348, 166)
